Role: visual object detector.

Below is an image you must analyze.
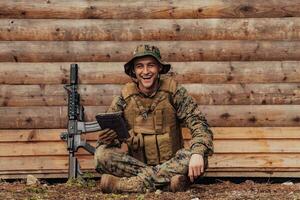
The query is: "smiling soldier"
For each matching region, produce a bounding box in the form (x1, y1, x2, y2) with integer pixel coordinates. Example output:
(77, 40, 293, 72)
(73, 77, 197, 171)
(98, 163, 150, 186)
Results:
(94, 44, 214, 193)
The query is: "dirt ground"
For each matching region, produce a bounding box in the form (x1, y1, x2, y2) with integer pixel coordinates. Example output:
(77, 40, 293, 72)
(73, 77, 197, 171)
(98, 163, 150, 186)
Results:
(1, 179, 300, 200)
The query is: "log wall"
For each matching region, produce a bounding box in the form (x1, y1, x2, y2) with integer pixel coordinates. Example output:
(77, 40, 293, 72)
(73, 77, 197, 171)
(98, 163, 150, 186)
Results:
(0, 0, 300, 179)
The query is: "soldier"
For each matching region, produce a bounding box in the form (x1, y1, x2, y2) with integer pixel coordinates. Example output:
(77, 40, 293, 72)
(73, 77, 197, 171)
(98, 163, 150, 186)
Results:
(94, 44, 213, 193)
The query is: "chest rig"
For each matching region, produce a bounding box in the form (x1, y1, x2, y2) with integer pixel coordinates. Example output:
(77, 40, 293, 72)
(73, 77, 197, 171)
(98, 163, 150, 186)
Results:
(122, 77, 183, 165)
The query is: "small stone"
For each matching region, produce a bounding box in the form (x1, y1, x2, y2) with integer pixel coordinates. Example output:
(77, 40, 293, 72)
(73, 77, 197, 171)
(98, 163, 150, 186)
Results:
(26, 175, 39, 186)
(282, 181, 294, 186)
(191, 198, 200, 200)
(155, 189, 162, 195)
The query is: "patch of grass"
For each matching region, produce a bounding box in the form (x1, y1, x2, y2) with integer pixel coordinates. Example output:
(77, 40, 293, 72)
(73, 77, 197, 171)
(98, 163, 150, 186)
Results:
(25, 187, 47, 194)
(136, 194, 145, 200)
(24, 187, 48, 200)
(66, 177, 86, 187)
(66, 173, 96, 188)
(105, 193, 129, 200)
(25, 195, 44, 200)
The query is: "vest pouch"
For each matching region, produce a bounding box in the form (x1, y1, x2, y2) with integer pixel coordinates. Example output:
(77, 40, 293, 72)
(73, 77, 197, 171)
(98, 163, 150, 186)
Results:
(131, 133, 143, 151)
(143, 134, 160, 165)
(156, 132, 173, 163)
(127, 130, 146, 163)
(154, 109, 163, 133)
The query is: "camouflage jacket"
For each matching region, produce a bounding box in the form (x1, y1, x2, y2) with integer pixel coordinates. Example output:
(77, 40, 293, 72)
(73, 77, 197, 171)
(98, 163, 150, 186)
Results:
(107, 81, 214, 157)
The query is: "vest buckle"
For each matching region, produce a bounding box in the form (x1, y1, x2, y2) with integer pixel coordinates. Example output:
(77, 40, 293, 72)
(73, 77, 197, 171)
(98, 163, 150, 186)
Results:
(142, 111, 148, 119)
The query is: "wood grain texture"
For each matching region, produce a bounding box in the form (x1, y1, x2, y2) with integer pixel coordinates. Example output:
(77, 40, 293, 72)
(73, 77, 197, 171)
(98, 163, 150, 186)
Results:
(204, 171, 300, 178)
(0, 0, 300, 180)
(182, 127, 300, 140)
(1, 153, 299, 171)
(0, 106, 105, 129)
(0, 0, 299, 19)
(1, 105, 300, 128)
(1, 139, 299, 156)
(200, 105, 300, 127)
(1, 41, 300, 62)
(1, 83, 300, 106)
(2, 18, 300, 41)
(1, 61, 299, 85)
(210, 154, 300, 168)
(2, 127, 300, 142)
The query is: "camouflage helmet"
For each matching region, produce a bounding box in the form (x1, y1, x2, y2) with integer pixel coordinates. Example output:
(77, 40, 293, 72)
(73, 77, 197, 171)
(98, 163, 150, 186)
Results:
(124, 44, 171, 78)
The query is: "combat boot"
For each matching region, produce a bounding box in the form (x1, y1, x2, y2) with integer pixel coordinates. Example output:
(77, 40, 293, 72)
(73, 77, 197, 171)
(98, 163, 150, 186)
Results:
(100, 174, 146, 193)
(170, 175, 190, 192)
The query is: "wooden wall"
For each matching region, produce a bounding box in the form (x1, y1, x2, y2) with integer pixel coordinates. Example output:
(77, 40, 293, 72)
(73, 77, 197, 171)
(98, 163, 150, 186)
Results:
(1, 0, 300, 178)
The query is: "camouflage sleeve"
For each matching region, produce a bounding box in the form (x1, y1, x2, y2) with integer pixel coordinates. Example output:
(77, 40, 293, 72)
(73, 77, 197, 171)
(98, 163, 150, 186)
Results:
(106, 95, 126, 113)
(173, 86, 214, 156)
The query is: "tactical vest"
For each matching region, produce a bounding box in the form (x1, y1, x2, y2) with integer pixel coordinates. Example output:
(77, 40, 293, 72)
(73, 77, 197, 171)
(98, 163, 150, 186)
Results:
(122, 77, 183, 165)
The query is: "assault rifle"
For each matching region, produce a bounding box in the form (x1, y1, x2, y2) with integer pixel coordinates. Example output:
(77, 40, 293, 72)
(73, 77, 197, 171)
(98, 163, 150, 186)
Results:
(61, 64, 129, 179)
(60, 63, 100, 179)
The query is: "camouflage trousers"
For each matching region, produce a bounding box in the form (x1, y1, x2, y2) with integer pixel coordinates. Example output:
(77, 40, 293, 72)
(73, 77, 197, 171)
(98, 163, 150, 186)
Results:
(94, 144, 197, 190)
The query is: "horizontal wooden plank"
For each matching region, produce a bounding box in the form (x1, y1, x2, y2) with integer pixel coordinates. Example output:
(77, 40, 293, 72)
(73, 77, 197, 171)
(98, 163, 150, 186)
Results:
(1, 61, 300, 85)
(2, 127, 300, 143)
(201, 105, 300, 127)
(0, 129, 89, 142)
(1, 153, 300, 171)
(183, 127, 300, 140)
(214, 140, 300, 153)
(210, 154, 300, 168)
(1, 139, 300, 156)
(2, 18, 300, 41)
(0, 84, 119, 106)
(1, 105, 300, 129)
(0, 156, 92, 171)
(181, 83, 300, 105)
(0, 62, 130, 85)
(2, 41, 300, 62)
(0, 0, 299, 19)
(2, 83, 300, 106)
(1, 127, 300, 146)
(0, 170, 98, 179)
(0, 106, 105, 129)
(206, 167, 300, 172)
(0, 142, 98, 156)
(204, 171, 300, 178)
(0, 173, 68, 179)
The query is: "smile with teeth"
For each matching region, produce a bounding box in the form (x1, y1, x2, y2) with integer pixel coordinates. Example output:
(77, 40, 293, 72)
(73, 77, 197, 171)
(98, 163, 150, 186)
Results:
(142, 76, 152, 80)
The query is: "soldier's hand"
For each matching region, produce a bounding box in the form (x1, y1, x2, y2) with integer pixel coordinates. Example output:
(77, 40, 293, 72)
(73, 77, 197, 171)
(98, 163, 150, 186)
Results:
(97, 128, 118, 145)
(188, 154, 204, 182)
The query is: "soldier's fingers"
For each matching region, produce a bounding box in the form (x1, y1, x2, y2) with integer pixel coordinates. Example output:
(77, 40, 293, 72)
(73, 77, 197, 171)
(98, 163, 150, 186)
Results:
(194, 166, 201, 179)
(98, 135, 113, 142)
(201, 163, 205, 174)
(106, 129, 118, 137)
(189, 166, 194, 182)
(106, 130, 117, 137)
(101, 128, 111, 133)
(196, 166, 201, 178)
(98, 128, 110, 137)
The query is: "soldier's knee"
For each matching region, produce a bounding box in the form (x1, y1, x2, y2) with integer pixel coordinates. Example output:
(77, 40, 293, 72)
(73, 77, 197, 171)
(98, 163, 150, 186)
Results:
(94, 145, 114, 170)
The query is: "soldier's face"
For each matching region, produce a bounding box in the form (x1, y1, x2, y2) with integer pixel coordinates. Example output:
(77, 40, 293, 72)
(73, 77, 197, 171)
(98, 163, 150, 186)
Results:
(133, 56, 161, 94)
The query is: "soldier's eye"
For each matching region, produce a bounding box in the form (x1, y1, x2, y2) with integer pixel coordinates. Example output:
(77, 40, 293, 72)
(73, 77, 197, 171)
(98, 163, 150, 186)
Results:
(135, 65, 143, 69)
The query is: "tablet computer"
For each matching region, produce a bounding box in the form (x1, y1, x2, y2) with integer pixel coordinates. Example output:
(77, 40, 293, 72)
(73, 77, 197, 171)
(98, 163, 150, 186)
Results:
(95, 111, 129, 140)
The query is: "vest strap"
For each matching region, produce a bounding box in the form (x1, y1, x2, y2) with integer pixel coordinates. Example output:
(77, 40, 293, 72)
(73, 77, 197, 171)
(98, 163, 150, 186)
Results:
(132, 92, 167, 119)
